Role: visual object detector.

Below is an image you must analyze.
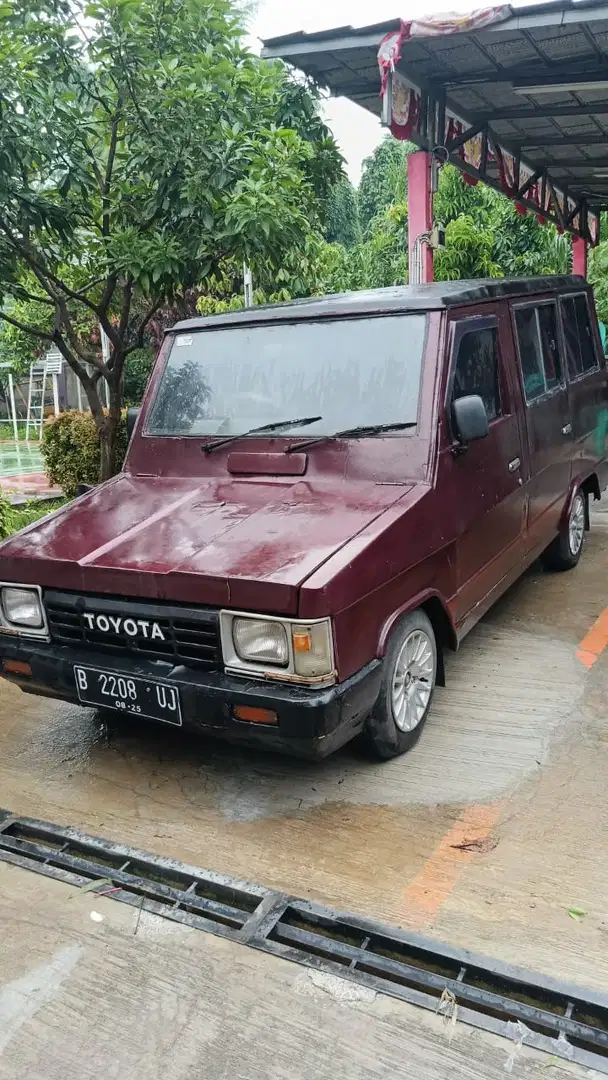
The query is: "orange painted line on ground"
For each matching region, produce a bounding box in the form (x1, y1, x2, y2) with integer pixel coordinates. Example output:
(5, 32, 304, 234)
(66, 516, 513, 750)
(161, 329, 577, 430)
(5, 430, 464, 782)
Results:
(576, 606, 608, 669)
(401, 802, 502, 930)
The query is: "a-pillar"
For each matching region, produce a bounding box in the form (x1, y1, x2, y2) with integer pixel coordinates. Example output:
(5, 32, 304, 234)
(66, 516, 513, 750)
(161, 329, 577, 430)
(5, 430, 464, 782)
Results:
(572, 235, 588, 278)
(407, 150, 434, 283)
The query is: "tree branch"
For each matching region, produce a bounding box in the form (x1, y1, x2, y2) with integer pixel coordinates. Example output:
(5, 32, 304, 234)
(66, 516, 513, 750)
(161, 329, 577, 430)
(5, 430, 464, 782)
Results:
(102, 107, 122, 238)
(0, 310, 54, 342)
(124, 301, 160, 356)
(8, 286, 55, 306)
(52, 333, 107, 426)
(0, 215, 115, 329)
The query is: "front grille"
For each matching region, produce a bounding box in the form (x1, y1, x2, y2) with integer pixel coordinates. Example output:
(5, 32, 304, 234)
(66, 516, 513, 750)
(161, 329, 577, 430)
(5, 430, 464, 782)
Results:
(44, 590, 220, 671)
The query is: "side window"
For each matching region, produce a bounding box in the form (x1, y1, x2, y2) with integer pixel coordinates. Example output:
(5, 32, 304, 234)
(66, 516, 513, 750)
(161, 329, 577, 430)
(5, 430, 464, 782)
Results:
(515, 303, 563, 403)
(561, 295, 598, 379)
(452, 326, 501, 421)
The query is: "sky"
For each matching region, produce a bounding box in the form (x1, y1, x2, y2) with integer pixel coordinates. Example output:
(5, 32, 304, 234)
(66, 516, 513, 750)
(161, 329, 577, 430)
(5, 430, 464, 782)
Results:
(249, 0, 543, 184)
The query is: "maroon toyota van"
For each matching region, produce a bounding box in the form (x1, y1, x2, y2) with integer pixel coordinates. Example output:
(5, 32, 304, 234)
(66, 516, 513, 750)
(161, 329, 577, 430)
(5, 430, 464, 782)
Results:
(0, 277, 606, 759)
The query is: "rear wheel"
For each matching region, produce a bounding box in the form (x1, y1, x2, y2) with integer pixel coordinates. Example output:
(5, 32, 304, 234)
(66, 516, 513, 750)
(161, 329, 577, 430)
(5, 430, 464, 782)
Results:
(362, 610, 437, 761)
(541, 489, 586, 572)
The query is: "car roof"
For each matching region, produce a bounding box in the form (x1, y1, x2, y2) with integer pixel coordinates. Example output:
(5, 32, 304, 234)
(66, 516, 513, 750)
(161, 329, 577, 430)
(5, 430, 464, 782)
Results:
(169, 276, 588, 334)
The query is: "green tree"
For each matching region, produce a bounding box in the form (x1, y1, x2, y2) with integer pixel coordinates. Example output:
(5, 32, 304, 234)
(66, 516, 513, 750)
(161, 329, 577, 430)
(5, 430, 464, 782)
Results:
(0, 0, 339, 479)
(325, 179, 361, 248)
(358, 137, 416, 235)
(273, 76, 345, 219)
(589, 233, 608, 322)
(435, 166, 569, 278)
(435, 216, 501, 280)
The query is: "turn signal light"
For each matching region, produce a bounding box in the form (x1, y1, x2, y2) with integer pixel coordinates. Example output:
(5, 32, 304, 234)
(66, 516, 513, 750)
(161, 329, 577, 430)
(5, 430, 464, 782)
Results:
(292, 631, 312, 653)
(3, 660, 32, 676)
(232, 705, 277, 725)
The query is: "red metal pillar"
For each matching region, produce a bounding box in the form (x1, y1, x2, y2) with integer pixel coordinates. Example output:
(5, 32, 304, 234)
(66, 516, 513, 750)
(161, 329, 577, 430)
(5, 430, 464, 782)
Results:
(572, 235, 588, 278)
(407, 150, 434, 283)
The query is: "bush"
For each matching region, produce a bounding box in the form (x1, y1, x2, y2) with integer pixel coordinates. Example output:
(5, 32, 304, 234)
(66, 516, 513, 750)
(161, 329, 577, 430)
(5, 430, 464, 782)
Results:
(41, 411, 128, 497)
(0, 490, 13, 540)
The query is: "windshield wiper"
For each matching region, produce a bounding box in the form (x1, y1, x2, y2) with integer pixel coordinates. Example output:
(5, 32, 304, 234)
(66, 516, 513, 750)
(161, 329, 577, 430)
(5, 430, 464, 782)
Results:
(202, 415, 322, 455)
(286, 422, 417, 454)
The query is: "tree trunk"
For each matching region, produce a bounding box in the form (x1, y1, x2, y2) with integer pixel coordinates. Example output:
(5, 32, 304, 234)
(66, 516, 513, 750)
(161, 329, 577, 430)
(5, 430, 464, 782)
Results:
(98, 378, 122, 483)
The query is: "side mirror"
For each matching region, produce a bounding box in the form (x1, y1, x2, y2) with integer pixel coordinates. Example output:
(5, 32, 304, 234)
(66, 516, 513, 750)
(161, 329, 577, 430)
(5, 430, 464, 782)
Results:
(126, 407, 140, 441)
(452, 394, 489, 444)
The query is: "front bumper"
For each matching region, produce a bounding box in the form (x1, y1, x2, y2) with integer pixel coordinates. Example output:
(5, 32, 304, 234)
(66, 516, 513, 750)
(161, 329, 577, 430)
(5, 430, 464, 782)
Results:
(0, 637, 383, 758)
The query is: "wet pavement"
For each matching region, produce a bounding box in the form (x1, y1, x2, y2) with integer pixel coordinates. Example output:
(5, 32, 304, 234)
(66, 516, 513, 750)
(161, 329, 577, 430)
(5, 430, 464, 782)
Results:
(0, 440, 60, 499)
(1, 513, 608, 1076)
(0, 864, 590, 1080)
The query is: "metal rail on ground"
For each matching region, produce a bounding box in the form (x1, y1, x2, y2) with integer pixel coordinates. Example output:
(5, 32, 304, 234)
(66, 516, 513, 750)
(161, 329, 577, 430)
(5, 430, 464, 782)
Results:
(1, 808, 607, 1074)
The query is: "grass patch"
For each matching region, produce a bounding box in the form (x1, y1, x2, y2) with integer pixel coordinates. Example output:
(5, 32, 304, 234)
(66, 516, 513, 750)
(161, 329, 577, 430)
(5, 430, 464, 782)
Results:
(0, 496, 67, 539)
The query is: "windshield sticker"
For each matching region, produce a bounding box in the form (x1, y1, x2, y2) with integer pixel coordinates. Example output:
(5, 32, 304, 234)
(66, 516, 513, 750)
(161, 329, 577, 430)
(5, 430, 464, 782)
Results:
(175, 335, 193, 347)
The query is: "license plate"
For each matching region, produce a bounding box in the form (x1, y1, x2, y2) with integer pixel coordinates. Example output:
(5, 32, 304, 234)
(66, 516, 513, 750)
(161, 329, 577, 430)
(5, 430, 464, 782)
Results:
(74, 666, 182, 727)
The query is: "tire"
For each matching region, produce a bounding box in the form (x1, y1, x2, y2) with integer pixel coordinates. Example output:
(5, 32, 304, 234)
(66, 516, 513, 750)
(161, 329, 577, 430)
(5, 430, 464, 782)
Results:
(541, 489, 586, 572)
(362, 609, 438, 761)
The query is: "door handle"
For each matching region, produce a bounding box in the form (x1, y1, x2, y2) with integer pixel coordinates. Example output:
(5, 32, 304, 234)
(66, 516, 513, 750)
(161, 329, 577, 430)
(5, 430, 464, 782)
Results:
(562, 423, 572, 436)
(508, 457, 521, 473)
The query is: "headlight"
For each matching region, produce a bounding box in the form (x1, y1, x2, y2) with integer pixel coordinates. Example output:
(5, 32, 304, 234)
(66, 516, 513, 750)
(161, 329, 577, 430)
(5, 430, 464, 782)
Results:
(232, 617, 289, 666)
(2, 586, 43, 628)
(220, 611, 335, 685)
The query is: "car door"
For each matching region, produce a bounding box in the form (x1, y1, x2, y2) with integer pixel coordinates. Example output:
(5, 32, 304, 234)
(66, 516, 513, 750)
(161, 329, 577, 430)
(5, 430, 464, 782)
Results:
(442, 310, 527, 625)
(512, 299, 573, 554)
(560, 291, 608, 481)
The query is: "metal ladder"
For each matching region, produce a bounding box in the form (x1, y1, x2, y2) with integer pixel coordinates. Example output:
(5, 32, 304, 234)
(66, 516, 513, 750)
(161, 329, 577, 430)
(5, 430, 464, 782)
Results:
(25, 350, 62, 441)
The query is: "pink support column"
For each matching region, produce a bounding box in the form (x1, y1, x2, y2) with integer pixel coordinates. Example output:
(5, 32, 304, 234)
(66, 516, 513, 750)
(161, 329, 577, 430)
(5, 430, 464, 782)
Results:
(572, 235, 588, 278)
(407, 150, 434, 283)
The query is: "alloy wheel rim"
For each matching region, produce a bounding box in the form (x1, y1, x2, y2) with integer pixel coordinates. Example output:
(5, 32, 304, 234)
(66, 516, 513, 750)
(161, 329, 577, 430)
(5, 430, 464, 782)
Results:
(568, 493, 585, 556)
(391, 629, 435, 733)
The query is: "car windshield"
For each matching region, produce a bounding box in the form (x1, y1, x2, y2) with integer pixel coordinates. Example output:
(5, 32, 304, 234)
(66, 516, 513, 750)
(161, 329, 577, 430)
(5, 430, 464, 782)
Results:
(146, 314, 427, 438)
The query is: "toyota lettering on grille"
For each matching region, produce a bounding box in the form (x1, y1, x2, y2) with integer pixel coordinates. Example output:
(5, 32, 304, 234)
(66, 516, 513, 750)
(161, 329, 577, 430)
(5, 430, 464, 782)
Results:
(83, 613, 166, 641)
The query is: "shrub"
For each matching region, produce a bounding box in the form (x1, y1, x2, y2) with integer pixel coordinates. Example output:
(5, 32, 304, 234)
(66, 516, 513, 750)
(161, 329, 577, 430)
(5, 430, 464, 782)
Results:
(41, 411, 128, 497)
(0, 490, 13, 540)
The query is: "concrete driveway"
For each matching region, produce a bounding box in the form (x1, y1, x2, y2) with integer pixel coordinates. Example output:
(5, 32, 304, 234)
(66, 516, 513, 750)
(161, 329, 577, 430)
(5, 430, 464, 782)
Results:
(1, 512, 608, 1077)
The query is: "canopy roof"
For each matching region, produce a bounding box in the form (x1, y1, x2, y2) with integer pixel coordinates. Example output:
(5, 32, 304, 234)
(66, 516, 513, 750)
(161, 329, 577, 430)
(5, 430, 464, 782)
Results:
(263, 0, 608, 243)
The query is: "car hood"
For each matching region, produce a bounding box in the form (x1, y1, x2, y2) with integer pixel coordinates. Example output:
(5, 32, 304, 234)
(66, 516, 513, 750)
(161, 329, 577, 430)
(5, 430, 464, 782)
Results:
(0, 473, 413, 614)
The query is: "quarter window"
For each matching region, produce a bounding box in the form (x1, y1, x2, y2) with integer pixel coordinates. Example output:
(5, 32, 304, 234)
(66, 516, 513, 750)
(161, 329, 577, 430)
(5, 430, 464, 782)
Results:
(561, 294, 598, 379)
(515, 303, 563, 403)
(452, 326, 501, 421)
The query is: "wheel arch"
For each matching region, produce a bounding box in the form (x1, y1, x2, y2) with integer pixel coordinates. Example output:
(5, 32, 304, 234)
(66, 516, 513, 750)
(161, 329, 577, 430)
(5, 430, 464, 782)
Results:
(377, 591, 457, 688)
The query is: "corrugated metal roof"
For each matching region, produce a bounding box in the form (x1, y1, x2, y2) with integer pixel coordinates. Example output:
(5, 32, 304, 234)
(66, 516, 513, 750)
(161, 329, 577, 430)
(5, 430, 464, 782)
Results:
(262, 0, 608, 220)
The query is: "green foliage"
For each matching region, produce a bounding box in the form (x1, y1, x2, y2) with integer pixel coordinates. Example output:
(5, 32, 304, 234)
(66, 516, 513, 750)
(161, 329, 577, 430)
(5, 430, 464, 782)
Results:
(41, 411, 128, 497)
(325, 180, 361, 248)
(123, 347, 155, 406)
(358, 137, 416, 235)
(589, 241, 608, 322)
(435, 167, 570, 278)
(3, 498, 66, 538)
(435, 216, 501, 280)
(273, 75, 345, 217)
(0, 0, 344, 476)
(0, 490, 13, 540)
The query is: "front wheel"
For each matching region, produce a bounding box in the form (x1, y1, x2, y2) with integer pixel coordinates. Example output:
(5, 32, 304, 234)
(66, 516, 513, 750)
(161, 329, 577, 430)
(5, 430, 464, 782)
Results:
(541, 489, 586, 572)
(362, 610, 437, 761)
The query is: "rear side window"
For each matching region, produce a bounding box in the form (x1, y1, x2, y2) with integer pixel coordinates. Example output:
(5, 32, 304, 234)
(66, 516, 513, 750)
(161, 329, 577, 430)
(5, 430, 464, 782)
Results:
(561, 294, 598, 379)
(514, 303, 563, 402)
(452, 327, 501, 421)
